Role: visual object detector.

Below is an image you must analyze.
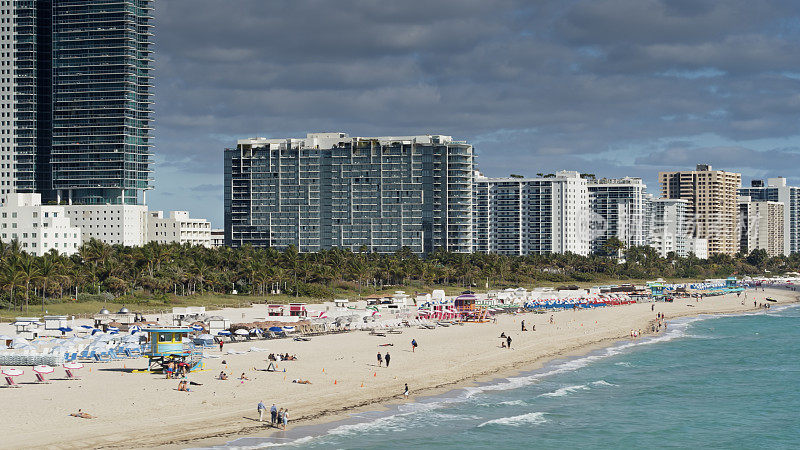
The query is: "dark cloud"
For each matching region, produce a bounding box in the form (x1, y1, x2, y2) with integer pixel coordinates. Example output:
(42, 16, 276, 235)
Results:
(149, 0, 800, 226)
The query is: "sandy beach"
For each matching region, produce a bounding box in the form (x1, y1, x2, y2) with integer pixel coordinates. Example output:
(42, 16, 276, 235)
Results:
(0, 287, 795, 449)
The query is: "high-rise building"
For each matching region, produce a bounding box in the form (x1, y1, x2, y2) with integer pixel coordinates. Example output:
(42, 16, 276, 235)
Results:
(738, 196, 784, 257)
(224, 133, 474, 254)
(1, 1, 153, 205)
(659, 164, 741, 256)
(738, 177, 800, 255)
(588, 177, 646, 253)
(472, 171, 590, 256)
(648, 198, 689, 257)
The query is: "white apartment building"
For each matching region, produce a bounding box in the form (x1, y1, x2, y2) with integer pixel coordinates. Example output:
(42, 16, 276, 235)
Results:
(738, 197, 784, 257)
(688, 237, 709, 259)
(210, 229, 224, 248)
(62, 205, 148, 246)
(648, 198, 689, 258)
(0, 193, 81, 256)
(147, 211, 212, 247)
(588, 177, 647, 253)
(473, 171, 590, 256)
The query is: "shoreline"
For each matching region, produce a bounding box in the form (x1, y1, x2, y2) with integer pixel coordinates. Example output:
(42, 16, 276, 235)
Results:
(181, 293, 800, 449)
(1, 288, 796, 450)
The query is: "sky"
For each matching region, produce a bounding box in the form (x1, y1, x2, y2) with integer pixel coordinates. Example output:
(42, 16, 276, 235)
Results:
(148, 0, 800, 227)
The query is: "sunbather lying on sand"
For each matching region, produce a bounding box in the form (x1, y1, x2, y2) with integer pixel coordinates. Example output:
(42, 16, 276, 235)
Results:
(70, 409, 94, 419)
(292, 379, 311, 384)
(218, 371, 228, 380)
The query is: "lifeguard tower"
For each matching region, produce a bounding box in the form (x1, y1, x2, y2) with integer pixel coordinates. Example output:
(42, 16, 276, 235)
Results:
(144, 327, 203, 372)
(453, 294, 489, 322)
(648, 282, 666, 299)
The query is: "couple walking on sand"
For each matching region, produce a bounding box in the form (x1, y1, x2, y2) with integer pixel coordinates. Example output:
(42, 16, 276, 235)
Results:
(258, 401, 288, 430)
(377, 351, 391, 367)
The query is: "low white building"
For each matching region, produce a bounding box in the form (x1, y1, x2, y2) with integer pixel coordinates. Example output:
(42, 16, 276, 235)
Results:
(688, 237, 708, 259)
(63, 204, 148, 246)
(147, 211, 212, 247)
(0, 193, 81, 255)
(211, 228, 224, 247)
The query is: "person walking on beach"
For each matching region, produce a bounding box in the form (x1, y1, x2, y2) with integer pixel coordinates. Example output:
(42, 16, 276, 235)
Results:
(403, 383, 409, 399)
(385, 352, 391, 367)
(521, 320, 526, 331)
(277, 408, 284, 428)
(270, 403, 277, 426)
(219, 340, 224, 352)
(411, 338, 417, 352)
(377, 352, 383, 367)
(506, 335, 512, 349)
(282, 409, 289, 430)
(257, 400, 266, 422)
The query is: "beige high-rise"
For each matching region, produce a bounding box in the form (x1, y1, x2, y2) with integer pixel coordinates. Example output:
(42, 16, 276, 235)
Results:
(659, 164, 741, 256)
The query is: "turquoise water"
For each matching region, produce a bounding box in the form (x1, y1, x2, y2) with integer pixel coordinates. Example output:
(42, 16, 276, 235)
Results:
(218, 304, 800, 449)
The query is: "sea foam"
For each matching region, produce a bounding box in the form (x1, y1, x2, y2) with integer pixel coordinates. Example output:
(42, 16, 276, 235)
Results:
(478, 412, 547, 427)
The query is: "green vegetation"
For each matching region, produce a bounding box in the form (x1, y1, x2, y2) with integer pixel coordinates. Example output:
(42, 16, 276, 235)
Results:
(0, 239, 792, 318)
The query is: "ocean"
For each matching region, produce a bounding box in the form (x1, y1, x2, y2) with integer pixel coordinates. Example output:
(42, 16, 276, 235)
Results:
(213, 304, 800, 449)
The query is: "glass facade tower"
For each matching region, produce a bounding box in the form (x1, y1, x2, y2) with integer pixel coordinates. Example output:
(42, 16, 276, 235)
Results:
(4, 0, 153, 205)
(224, 133, 474, 254)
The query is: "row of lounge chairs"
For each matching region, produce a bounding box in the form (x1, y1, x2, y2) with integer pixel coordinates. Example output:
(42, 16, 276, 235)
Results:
(63, 345, 144, 363)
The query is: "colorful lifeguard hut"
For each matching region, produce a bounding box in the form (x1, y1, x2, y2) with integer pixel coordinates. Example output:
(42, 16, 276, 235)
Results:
(144, 327, 204, 372)
(453, 294, 490, 322)
(648, 282, 666, 299)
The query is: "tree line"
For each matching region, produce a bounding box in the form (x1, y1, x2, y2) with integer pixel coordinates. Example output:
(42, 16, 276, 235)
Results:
(0, 238, 792, 313)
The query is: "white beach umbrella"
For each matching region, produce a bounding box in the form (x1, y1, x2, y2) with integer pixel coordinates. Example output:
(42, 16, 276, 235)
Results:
(0, 334, 14, 341)
(234, 329, 249, 336)
(197, 334, 214, 340)
(1, 368, 23, 377)
(63, 362, 84, 370)
(33, 365, 55, 374)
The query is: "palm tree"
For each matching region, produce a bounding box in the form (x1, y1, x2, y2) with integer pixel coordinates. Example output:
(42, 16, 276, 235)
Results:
(17, 255, 40, 314)
(37, 253, 63, 313)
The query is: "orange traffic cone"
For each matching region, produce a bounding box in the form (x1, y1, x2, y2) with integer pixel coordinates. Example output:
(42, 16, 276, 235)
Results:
(373, 372, 377, 377)
(334, 379, 337, 385)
